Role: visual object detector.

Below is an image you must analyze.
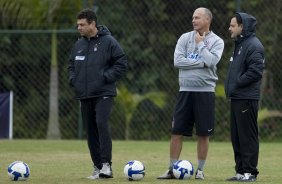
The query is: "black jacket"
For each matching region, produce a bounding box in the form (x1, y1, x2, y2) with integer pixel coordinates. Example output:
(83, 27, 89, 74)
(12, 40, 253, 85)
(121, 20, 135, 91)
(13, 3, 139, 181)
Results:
(225, 13, 265, 100)
(68, 25, 127, 99)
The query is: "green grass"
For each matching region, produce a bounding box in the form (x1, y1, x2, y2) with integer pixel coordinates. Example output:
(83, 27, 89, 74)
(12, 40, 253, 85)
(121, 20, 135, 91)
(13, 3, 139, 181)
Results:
(0, 140, 281, 184)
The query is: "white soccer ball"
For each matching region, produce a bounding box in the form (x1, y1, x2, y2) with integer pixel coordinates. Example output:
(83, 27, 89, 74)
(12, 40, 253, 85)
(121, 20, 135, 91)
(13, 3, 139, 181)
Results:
(7, 161, 30, 181)
(172, 160, 194, 179)
(124, 160, 145, 181)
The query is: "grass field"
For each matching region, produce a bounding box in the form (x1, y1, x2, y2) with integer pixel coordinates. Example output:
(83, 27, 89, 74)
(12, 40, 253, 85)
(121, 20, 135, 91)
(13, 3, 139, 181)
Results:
(0, 140, 281, 184)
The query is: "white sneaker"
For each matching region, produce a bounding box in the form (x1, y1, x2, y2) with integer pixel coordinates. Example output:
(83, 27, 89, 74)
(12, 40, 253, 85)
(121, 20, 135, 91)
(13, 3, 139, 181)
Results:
(239, 173, 256, 182)
(99, 163, 113, 178)
(226, 173, 244, 181)
(157, 170, 175, 179)
(195, 169, 204, 180)
(86, 166, 100, 180)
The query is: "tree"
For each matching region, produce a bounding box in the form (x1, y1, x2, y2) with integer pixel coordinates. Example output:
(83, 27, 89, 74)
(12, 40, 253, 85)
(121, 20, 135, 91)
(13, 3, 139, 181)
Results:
(40, 0, 82, 139)
(1, 0, 82, 138)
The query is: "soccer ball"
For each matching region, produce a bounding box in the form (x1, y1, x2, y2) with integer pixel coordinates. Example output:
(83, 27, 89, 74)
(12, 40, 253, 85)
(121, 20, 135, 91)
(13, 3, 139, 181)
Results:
(172, 160, 194, 179)
(124, 160, 145, 181)
(8, 161, 30, 181)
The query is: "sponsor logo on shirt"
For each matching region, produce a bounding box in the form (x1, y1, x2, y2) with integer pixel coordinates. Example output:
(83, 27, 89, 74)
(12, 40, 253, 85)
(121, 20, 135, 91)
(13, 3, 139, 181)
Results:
(75, 56, 85, 60)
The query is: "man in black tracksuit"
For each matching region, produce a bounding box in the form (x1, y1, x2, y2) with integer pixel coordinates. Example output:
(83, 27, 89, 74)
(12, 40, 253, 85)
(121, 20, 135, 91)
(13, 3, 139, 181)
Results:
(225, 12, 264, 182)
(68, 9, 127, 179)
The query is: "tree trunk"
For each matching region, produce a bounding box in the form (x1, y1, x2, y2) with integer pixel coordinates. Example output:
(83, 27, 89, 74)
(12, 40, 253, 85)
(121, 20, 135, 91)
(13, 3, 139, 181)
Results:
(47, 31, 60, 139)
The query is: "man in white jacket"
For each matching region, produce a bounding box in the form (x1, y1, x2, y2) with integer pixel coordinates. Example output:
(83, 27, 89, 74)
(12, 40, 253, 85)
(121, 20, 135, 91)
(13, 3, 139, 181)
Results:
(158, 7, 224, 180)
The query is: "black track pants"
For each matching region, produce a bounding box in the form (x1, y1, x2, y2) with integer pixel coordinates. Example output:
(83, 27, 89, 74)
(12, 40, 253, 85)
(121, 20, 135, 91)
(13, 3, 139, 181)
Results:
(80, 97, 113, 169)
(230, 99, 259, 176)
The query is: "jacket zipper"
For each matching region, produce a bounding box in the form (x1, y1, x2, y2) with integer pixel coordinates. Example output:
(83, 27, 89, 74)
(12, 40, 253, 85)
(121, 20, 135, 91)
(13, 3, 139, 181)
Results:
(85, 39, 90, 97)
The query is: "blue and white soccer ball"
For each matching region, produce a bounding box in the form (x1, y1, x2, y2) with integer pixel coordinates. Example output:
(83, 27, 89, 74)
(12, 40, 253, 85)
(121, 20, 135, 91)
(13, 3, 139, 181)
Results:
(173, 160, 194, 179)
(8, 161, 30, 181)
(124, 160, 145, 181)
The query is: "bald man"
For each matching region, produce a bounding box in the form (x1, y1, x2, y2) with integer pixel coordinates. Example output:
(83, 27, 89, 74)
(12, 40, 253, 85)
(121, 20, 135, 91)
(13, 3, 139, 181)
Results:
(157, 7, 224, 180)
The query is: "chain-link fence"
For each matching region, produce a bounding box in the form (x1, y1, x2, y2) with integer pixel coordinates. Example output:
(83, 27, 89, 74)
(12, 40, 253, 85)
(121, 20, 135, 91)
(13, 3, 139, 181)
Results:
(1, 0, 282, 141)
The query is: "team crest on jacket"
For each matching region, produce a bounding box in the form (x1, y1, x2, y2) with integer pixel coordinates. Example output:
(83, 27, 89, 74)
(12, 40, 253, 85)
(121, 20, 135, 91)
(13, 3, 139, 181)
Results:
(187, 51, 200, 61)
(94, 42, 101, 52)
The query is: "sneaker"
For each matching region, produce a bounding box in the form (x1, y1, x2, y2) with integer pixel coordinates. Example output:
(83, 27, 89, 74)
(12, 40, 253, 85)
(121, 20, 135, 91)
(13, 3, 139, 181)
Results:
(195, 169, 204, 180)
(225, 173, 244, 181)
(238, 173, 256, 182)
(86, 166, 100, 180)
(157, 170, 175, 179)
(99, 163, 113, 178)
(226, 173, 244, 181)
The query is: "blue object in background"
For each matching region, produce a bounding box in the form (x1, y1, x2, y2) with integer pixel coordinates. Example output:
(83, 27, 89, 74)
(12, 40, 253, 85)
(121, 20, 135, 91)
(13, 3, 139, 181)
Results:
(0, 91, 13, 139)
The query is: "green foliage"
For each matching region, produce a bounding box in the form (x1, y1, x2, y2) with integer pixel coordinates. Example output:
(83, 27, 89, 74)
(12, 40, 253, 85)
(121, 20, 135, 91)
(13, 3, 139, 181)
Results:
(258, 108, 282, 125)
(13, 89, 49, 138)
(215, 84, 226, 98)
(130, 99, 170, 140)
(258, 108, 282, 141)
(0, 0, 34, 29)
(115, 85, 167, 140)
(98, 0, 177, 92)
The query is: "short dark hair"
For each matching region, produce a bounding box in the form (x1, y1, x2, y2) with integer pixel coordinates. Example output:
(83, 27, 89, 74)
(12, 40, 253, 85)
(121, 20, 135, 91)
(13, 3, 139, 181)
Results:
(77, 8, 97, 25)
(235, 14, 242, 25)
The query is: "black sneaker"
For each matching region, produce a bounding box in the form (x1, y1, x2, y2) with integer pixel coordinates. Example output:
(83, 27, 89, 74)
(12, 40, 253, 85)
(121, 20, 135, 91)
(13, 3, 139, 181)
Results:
(157, 170, 175, 179)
